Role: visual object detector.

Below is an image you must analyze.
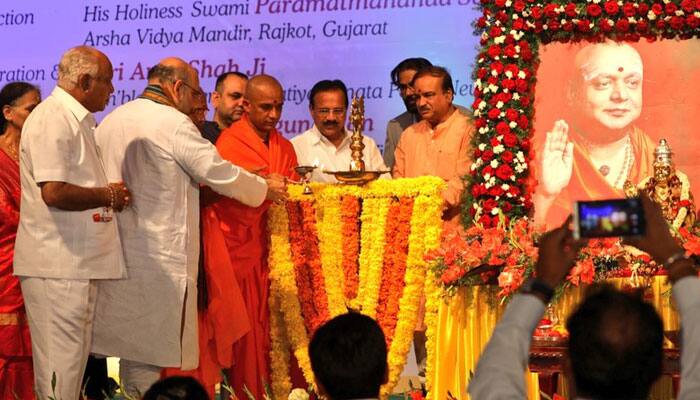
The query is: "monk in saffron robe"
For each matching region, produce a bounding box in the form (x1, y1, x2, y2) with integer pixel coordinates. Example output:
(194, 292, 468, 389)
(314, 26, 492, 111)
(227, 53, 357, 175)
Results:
(534, 42, 655, 228)
(213, 75, 298, 399)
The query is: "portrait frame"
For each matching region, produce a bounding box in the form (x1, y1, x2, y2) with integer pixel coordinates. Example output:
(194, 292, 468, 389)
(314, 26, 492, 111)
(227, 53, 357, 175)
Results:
(462, 0, 700, 227)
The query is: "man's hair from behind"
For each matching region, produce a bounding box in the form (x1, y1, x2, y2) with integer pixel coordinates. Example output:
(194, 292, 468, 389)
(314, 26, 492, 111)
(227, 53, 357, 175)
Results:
(142, 376, 209, 400)
(309, 312, 387, 400)
(390, 57, 432, 87)
(309, 79, 349, 109)
(412, 66, 455, 94)
(215, 71, 249, 93)
(147, 64, 188, 84)
(567, 284, 663, 400)
(57, 46, 99, 89)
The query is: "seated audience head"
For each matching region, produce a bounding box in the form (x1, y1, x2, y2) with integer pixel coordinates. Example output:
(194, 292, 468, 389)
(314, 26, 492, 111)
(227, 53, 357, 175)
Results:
(411, 66, 455, 127)
(390, 57, 432, 115)
(57, 46, 114, 113)
(1, 82, 41, 135)
(308, 79, 349, 145)
(142, 376, 209, 400)
(147, 57, 201, 115)
(243, 74, 284, 140)
(211, 71, 248, 128)
(567, 284, 663, 399)
(309, 312, 388, 400)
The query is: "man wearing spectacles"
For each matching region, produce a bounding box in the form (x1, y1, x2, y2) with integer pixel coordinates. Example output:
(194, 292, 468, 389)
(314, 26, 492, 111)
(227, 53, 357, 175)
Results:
(291, 79, 388, 183)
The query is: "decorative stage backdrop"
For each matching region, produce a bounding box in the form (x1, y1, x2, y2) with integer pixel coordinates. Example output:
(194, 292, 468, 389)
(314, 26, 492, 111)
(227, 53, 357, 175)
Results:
(0, 0, 481, 148)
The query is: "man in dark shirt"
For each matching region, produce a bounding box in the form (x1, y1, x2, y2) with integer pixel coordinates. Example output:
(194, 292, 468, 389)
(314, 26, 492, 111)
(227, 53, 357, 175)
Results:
(201, 71, 248, 144)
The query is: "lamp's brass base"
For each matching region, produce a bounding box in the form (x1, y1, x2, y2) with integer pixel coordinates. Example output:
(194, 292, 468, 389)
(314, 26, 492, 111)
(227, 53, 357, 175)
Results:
(323, 170, 391, 185)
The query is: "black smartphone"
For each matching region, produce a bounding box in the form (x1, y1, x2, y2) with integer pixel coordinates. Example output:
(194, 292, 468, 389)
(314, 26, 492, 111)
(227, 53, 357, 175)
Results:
(573, 198, 646, 239)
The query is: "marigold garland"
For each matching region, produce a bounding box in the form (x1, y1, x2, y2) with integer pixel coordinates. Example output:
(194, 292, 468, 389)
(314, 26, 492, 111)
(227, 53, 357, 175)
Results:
(315, 194, 347, 317)
(268, 290, 292, 400)
(381, 193, 444, 398)
(341, 195, 362, 301)
(375, 197, 414, 346)
(268, 177, 446, 398)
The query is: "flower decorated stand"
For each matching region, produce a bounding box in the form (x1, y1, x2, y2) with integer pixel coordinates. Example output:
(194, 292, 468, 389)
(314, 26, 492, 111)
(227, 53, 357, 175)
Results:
(267, 177, 445, 399)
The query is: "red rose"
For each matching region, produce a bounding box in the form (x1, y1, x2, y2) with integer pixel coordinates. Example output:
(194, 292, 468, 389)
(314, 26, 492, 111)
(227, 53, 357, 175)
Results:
(616, 19, 630, 31)
(651, 3, 663, 14)
(501, 79, 515, 90)
(482, 165, 495, 177)
(481, 149, 495, 162)
(479, 214, 493, 227)
(496, 11, 509, 22)
(503, 44, 517, 58)
(490, 137, 501, 147)
(487, 76, 499, 85)
(543, 3, 558, 18)
(508, 186, 521, 197)
(636, 19, 649, 32)
(531, 6, 543, 19)
(563, 21, 575, 31)
(491, 61, 504, 74)
(622, 2, 636, 16)
(604, 0, 619, 14)
(504, 64, 519, 76)
(502, 202, 513, 212)
(505, 108, 519, 121)
(515, 79, 528, 93)
(496, 122, 511, 136)
(656, 19, 666, 29)
(688, 14, 700, 28)
(514, 0, 526, 12)
(670, 15, 685, 29)
(488, 108, 501, 119)
(473, 148, 482, 158)
(548, 19, 561, 31)
(477, 17, 487, 28)
(682, 0, 694, 12)
(521, 46, 533, 61)
(471, 98, 481, 110)
(513, 18, 526, 30)
(519, 95, 531, 107)
(488, 45, 501, 59)
(637, 3, 649, 14)
(496, 164, 515, 180)
(503, 133, 518, 147)
(518, 114, 529, 129)
(475, 118, 487, 129)
(577, 19, 592, 31)
(665, 2, 678, 14)
(504, 34, 516, 45)
(494, 0, 506, 7)
(520, 138, 531, 151)
(599, 18, 613, 32)
(565, 3, 577, 16)
(500, 92, 513, 103)
(534, 21, 544, 33)
(502, 150, 515, 163)
(518, 40, 531, 53)
(483, 198, 498, 212)
(472, 184, 488, 198)
(477, 67, 488, 79)
(489, 186, 505, 197)
(587, 4, 602, 16)
(490, 26, 503, 37)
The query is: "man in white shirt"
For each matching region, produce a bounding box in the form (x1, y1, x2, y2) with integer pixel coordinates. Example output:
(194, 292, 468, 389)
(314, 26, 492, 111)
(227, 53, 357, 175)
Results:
(14, 45, 130, 400)
(469, 196, 700, 400)
(92, 57, 287, 395)
(291, 79, 388, 183)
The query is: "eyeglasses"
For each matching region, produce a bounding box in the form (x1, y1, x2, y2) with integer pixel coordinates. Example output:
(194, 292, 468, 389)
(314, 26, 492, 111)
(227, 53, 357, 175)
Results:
(315, 108, 346, 117)
(177, 80, 203, 97)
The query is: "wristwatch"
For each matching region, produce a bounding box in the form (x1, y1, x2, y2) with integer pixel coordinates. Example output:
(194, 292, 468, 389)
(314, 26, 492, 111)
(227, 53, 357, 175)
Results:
(520, 278, 555, 303)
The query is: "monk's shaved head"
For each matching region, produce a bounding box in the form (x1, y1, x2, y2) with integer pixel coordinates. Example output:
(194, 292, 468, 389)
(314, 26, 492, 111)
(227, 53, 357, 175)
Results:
(243, 75, 284, 139)
(245, 74, 283, 101)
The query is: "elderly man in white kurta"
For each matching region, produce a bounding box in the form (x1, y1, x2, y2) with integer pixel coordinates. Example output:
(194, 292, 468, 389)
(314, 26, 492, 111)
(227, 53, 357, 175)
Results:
(14, 46, 130, 400)
(92, 58, 286, 395)
(291, 79, 388, 183)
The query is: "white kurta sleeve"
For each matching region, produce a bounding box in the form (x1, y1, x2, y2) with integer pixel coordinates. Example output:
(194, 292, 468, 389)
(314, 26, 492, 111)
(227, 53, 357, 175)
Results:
(171, 119, 268, 207)
(24, 110, 80, 184)
(468, 294, 545, 400)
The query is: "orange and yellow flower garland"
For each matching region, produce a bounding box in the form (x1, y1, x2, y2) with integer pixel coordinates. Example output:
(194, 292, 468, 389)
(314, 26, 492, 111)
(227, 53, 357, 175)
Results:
(268, 177, 446, 398)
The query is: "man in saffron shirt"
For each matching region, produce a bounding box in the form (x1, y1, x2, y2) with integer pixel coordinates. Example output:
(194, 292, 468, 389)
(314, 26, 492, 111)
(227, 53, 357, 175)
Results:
(213, 74, 298, 399)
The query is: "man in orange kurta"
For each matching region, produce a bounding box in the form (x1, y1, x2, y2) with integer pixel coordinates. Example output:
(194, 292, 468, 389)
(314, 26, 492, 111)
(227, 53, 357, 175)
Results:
(213, 75, 298, 399)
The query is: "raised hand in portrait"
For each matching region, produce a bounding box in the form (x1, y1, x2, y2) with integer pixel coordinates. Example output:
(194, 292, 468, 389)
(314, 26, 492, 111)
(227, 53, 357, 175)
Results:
(540, 120, 574, 197)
